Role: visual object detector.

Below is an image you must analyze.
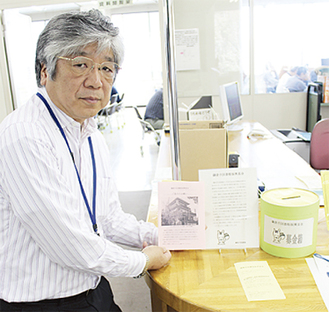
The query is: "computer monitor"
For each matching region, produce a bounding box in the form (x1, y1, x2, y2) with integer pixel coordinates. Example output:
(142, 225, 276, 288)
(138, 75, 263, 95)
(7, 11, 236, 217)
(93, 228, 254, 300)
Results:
(219, 81, 244, 131)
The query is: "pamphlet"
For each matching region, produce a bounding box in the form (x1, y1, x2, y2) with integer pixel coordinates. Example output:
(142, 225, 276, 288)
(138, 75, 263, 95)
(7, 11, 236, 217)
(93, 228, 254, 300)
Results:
(158, 167, 259, 250)
(158, 181, 206, 250)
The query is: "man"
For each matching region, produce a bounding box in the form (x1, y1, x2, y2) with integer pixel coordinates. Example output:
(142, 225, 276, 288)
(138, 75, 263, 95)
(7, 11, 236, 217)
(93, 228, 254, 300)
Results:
(144, 88, 164, 130)
(276, 66, 298, 93)
(111, 85, 121, 103)
(285, 66, 309, 92)
(0, 10, 171, 311)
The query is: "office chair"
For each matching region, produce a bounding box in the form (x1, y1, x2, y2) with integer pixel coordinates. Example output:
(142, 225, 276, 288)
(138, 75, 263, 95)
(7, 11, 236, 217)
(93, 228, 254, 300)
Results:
(310, 118, 329, 170)
(306, 82, 322, 132)
(97, 93, 122, 131)
(114, 93, 125, 129)
(133, 106, 161, 156)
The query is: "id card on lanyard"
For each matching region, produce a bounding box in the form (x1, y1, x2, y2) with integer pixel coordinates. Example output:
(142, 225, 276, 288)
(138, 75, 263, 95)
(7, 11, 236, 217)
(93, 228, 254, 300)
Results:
(37, 92, 99, 235)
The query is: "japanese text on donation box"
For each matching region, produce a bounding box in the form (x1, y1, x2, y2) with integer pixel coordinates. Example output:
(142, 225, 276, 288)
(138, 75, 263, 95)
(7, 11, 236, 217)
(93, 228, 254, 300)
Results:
(263, 216, 313, 248)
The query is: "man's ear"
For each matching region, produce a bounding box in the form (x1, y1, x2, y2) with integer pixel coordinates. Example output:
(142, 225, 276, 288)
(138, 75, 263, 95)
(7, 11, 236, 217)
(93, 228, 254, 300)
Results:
(40, 64, 48, 86)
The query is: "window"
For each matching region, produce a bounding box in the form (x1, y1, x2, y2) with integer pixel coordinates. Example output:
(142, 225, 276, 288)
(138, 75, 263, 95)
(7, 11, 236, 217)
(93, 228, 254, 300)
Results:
(254, 0, 329, 94)
(214, 1, 250, 95)
(173, 0, 250, 100)
(111, 12, 162, 106)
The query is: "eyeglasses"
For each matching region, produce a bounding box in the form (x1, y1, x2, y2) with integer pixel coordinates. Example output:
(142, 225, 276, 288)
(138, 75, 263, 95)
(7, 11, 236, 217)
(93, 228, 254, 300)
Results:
(58, 56, 120, 81)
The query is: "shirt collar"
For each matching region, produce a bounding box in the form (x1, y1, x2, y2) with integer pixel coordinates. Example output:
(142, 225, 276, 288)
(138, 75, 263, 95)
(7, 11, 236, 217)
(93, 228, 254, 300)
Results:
(37, 88, 97, 139)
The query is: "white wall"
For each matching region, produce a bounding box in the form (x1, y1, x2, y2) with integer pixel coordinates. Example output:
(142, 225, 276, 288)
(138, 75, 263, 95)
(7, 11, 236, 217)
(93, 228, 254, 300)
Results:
(243, 93, 307, 130)
(321, 105, 329, 120)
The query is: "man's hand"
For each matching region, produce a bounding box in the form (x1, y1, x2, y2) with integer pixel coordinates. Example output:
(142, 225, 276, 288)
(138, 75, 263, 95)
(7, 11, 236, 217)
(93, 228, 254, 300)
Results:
(142, 245, 171, 270)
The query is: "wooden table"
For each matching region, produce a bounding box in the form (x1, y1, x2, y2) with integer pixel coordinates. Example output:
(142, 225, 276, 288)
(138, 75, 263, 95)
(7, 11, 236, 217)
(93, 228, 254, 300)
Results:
(146, 121, 327, 312)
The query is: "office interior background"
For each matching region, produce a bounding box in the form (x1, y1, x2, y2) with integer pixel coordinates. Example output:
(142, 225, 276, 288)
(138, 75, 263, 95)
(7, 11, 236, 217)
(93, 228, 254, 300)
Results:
(1, 0, 329, 130)
(0, 1, 328, 310)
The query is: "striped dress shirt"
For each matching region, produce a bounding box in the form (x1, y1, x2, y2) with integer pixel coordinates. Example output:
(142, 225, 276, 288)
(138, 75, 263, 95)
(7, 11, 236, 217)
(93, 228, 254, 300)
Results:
(0, 88, 157, 302)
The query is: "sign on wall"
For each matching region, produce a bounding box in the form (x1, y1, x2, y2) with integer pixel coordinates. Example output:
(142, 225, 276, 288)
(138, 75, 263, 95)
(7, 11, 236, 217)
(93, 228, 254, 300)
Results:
(175, 28, 200, 71)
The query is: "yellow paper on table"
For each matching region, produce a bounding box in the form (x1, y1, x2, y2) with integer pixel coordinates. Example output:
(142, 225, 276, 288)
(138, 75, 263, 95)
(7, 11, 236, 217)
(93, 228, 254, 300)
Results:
(235, 261, 286, 301)
(321, 171, 329, 230)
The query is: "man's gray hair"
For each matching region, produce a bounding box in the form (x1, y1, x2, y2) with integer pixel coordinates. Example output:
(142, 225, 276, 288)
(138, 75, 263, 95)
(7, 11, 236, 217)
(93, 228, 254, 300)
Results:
(35, 9, 124, 87)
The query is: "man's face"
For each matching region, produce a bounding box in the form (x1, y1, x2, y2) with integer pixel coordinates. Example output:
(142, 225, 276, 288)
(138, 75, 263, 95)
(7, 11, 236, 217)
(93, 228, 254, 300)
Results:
(40, 44, 115, 124)
(300, 72, 310, 82)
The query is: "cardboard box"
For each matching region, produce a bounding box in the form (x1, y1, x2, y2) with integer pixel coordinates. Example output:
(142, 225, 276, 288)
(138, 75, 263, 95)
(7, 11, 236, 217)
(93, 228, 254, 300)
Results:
(179, 120, 227, 181)
(181, 96, 217, 121)
(188, 108, 214, 121)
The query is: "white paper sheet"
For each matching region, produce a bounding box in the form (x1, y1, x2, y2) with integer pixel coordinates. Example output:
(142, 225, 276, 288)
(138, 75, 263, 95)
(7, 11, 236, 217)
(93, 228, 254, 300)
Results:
(235, 261, 286, 301)
(306, 255, 329, 310)
(175, 28, 200, 71)
(199, 168, 259, 249)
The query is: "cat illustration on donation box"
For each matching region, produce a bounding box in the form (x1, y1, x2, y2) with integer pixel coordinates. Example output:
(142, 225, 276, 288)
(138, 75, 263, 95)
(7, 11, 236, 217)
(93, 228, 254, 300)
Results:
(217, 230, 230, 245)
(272, 228, 285, 243)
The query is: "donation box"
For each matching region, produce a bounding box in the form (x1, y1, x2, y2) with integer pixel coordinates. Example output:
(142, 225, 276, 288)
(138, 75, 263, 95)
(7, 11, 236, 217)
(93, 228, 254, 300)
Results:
(179, 120, 227, 181)
(260, 188, 319, 258)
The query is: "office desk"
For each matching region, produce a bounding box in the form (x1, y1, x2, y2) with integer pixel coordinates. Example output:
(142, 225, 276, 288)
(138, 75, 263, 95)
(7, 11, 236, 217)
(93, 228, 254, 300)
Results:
(228, 122, 321, 190)
(146, 121, 326, 312)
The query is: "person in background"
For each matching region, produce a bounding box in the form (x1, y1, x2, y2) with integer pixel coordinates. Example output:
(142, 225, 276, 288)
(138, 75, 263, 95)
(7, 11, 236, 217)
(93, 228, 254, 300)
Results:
(285, 66, 310, 92)
(144, 88, 164, 130)
(111, 85, 121, 102)
(310, 70, 317, 83)
(263, 62, 279, 93)
(276, 66, 298, 93)
(0, 10, 171, 312)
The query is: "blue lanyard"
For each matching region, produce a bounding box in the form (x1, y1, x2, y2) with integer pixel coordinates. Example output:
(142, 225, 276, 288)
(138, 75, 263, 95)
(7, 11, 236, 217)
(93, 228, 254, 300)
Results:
(36, 92, 99, 235)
